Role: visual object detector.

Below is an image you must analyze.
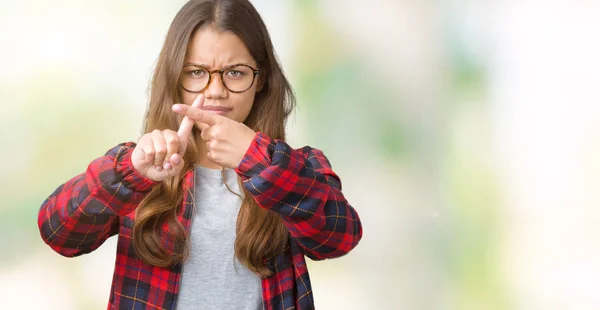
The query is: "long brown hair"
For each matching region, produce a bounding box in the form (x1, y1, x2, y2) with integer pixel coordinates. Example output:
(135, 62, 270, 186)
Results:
(132, 0, 295, 277)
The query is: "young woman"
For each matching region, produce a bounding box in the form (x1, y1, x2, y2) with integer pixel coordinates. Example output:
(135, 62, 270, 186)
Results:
(37, 0, 362, 309)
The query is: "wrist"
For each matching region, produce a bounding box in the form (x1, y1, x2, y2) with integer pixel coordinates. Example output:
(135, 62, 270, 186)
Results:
(117, 147, 159, 191)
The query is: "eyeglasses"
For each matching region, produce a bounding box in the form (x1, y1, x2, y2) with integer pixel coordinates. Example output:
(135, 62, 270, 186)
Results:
(179, 63, 260, 93)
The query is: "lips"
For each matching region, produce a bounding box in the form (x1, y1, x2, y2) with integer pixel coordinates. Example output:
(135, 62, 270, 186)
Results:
(200, 106, 232, 115)
(201, 106, 231, 111)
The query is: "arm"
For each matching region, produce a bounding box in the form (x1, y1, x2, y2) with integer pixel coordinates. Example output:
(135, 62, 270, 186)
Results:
(235, 132, 363, 260)
(37, 143, 157, 257)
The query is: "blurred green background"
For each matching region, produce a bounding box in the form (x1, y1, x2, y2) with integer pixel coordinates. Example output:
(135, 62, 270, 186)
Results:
(1, 1, 600, 309)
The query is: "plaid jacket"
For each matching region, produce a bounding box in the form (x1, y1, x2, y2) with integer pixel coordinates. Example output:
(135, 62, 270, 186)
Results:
(38, 132, 362, 310)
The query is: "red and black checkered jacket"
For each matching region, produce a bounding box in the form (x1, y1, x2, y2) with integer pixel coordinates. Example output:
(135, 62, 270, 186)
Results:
(38, 132, 362, 309)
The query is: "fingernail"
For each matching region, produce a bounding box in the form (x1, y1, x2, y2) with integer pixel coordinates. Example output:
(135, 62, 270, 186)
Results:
(172, 156, 181, 165)
(164, 163, 172, 170)
(173, 105, 183, 112)
(155, 166, 162, 171)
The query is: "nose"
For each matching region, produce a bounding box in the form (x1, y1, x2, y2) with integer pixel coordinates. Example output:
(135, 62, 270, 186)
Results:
(203, 72, 228, 99)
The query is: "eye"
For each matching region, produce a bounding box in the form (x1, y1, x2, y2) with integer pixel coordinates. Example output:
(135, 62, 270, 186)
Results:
(188, 69, 207, 78)
(226, 70, 244, 78)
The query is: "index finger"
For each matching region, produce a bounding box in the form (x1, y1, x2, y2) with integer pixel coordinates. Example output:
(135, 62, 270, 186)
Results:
(172, 103, 220, 127)
(176, 94, 204, 153)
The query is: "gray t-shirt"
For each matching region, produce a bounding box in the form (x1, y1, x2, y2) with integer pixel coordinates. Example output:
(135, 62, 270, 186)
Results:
(176, 166, 263, 310)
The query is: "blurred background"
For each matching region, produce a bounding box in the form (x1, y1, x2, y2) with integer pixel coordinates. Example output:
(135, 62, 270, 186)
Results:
(1, 0, 599, 309)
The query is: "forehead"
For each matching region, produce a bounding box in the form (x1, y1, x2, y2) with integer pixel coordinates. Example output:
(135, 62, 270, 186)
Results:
(185, 27, 256, 68)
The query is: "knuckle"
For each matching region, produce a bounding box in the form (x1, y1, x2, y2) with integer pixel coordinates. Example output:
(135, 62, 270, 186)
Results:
(139, 134, 151, 143)
(165, 135, 178, 145)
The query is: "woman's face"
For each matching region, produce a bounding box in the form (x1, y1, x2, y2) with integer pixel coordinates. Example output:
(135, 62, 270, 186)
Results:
(179, 27, 260, 128)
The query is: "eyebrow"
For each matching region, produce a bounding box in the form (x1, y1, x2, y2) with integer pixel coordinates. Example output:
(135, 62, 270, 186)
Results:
(183, 62, 209, 68)
(182, 62, 254, 69)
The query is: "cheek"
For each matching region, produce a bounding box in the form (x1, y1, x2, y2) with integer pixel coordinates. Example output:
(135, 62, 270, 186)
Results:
(232, 94, 255, 122)
(181, 92, 197, 105)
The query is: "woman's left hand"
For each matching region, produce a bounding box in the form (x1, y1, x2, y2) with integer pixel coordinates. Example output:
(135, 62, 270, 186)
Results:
(172, 103, 256, 169)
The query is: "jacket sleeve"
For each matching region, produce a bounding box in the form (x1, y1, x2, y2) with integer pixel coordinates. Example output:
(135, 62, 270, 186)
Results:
(235, 132, 363, 260)
(37, 142, 158, 257)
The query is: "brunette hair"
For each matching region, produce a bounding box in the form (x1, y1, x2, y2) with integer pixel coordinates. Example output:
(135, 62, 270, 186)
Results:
(133, 0, 295, 277)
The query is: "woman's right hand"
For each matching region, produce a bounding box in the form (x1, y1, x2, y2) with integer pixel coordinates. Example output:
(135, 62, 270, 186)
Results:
(131, 129, 187, 182)
(131, 94, 204, 182)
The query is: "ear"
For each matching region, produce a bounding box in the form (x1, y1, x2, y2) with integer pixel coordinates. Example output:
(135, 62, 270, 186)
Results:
(256, 74, 266, 92)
